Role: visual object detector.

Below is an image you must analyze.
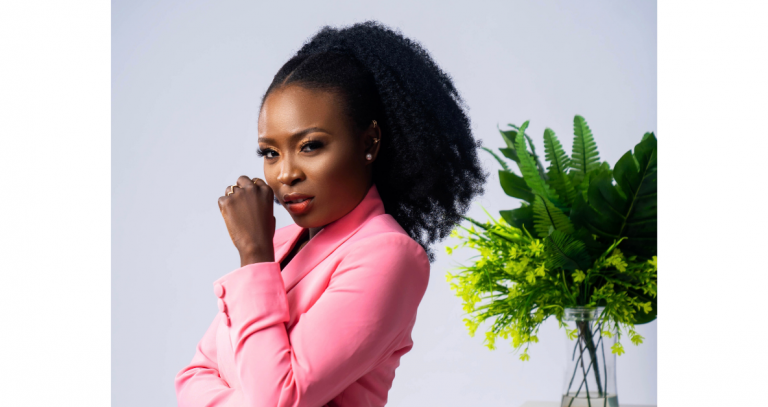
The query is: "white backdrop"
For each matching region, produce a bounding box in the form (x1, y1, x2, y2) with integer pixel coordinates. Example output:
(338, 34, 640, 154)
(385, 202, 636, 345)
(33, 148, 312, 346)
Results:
(112, 1, 656, 406)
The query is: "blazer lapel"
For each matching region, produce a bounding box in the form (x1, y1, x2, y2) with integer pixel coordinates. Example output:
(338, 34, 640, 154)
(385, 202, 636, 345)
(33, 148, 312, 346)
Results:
(278, 183, 386, 293)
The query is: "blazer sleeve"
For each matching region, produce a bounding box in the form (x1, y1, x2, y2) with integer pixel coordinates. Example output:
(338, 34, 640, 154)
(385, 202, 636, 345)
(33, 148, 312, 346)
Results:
(175, 232, 430, 407)
(175, 312, 246, 406)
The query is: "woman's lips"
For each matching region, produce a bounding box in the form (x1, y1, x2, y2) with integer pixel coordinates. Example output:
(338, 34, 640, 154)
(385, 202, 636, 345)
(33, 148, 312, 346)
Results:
(285, 197, 314, 215)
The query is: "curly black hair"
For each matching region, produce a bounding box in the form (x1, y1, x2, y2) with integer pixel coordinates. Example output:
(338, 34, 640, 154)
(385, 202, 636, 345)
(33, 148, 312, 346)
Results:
(259, 20, 488, 262)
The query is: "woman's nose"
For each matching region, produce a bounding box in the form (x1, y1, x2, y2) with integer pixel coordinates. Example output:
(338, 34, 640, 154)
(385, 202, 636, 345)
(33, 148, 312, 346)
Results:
(276, 156, 304, 186)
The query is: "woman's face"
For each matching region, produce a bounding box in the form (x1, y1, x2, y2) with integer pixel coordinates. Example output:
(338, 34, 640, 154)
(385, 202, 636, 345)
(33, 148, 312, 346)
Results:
(257, 84, 378, 230)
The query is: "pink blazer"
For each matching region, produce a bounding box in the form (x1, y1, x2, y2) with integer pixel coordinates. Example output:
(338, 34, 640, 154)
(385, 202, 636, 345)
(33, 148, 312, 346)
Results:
(175, 183, 431, 407)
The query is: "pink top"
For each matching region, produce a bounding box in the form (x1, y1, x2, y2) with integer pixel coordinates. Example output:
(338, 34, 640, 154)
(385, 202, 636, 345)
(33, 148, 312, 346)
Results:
(175, 183, 431, 407)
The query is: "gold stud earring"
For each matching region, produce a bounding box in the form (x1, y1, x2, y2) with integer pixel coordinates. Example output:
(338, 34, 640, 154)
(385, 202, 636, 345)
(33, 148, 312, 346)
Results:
(372, 120, 377, 128)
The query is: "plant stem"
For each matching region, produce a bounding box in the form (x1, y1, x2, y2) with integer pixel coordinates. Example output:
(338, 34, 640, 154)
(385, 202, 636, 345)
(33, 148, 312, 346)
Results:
(578, 320, 604, 396)
(566, 323, 600, 397)
(599, 323, 608, 407)
(576, 336, 592, 407)
(568, 334, 604, 405)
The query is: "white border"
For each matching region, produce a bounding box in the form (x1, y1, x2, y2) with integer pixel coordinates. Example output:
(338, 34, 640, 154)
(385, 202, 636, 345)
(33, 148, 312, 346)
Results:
(660, 1, 768, 405)
(0, 1, 110, 405)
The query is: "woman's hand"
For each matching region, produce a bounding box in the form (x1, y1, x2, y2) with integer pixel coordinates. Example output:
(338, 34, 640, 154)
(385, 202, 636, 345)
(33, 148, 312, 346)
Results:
(218, 176, 276, 267)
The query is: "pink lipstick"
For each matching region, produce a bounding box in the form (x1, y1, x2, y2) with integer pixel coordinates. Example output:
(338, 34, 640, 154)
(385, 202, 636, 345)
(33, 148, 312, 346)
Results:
(283, 193, 315, 215)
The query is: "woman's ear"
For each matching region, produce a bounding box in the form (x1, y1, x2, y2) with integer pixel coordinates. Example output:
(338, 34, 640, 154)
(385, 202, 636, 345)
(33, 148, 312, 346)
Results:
(364, 121, 382, 163)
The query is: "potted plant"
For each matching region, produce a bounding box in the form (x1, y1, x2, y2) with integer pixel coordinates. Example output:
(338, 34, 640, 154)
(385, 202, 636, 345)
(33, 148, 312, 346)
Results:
(445, 115, 657, 407)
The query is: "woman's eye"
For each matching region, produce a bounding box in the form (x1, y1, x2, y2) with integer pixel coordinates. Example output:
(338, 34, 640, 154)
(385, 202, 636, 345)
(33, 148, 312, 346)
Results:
(300, 141, 323, 153)
(256, 148, 278, 159)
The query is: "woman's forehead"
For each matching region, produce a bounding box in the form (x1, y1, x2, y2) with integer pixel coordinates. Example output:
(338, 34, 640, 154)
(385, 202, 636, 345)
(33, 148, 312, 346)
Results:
(258, 86, 348, 140)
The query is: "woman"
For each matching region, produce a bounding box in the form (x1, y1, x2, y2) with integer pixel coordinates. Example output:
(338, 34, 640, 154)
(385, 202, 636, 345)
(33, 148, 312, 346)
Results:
(175, 20, 487, 407)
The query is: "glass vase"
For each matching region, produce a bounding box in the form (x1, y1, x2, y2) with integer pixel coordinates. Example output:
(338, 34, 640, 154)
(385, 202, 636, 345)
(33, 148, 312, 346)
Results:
(560, 306, 618, 407)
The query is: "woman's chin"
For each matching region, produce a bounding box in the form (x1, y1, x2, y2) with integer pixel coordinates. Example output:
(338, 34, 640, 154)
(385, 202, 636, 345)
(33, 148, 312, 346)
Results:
(288, 213, 323, 229)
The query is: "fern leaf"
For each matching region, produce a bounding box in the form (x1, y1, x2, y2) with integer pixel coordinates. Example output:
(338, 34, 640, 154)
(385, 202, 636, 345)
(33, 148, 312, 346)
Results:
(543, 128, 577, 204)
(524, 133, 548, 181)
(533, 194, 574, 238)
(514, 121, 558, 201)
(543, 127, 571, 170)
(482, 147, 510, 172)
(571, 115, 601, 176)
(509, 123, 548, 179)
(544, 230, 591, 271)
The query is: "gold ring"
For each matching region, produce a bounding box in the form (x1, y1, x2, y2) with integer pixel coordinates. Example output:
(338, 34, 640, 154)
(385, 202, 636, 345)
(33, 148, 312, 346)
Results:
(227, 185, 239, 196)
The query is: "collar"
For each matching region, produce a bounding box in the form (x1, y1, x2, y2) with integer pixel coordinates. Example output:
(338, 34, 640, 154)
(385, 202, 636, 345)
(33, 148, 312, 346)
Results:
(275, 182, 386, 292)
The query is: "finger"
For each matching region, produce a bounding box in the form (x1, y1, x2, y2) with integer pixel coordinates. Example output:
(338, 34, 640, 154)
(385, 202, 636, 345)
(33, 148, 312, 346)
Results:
(252, 178, 273, 200)
(236, 175, 255, 188)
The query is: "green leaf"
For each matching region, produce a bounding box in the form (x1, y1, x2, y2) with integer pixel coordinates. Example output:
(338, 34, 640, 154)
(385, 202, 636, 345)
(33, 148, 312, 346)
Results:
(544, 230, 591, 271)
(641, 131, 655, 142)
(509, 122, 548, 179)
(524, 133, 549, 181)
(543, 128, 577, 205)
(533, 194, 574, 238)
(514, 121, 558, 201)
(571, 115, 601, 177)
(499, 148, 519, 163)
(570, 191, 616, 240)
(543, 127, 571, 173)
(497, 125, 520, 163)
(461, 215, 489, 230)
(627, 287, 657, 324)
(616, 135, 657, 257)
(482, 147, 511, 172)
(570, 134, 657, 258)
(499, 170, 534, 203)
(571, 227, 604, 259)
(498, 126, 518, 149)
(500, 205, 534, 233)
(587, 173, 628, 224)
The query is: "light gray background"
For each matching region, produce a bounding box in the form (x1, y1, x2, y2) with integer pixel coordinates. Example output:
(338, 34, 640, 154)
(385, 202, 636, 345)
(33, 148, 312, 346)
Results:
(113, 1, 656, 406)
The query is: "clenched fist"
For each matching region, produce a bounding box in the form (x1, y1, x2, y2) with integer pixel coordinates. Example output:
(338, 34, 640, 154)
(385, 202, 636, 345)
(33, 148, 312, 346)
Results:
(218, 175, 276, 267)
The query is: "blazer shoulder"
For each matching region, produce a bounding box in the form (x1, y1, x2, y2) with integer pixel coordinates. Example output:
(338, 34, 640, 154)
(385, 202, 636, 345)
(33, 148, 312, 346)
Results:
(343, 214, 430, 269)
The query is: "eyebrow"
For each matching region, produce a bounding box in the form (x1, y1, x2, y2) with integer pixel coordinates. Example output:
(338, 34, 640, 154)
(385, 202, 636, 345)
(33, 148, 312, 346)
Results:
(258, 127, 331, 144)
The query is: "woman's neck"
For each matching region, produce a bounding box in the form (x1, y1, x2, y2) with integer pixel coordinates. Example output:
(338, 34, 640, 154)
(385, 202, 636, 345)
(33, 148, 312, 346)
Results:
(308, 226, 324, 240)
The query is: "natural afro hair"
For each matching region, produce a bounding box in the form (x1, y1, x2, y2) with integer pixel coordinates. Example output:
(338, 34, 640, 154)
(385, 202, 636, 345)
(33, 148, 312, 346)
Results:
(260, 20, 488, 262)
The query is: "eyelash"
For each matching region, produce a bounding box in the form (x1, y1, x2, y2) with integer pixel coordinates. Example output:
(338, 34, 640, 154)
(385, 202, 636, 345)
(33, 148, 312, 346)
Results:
(256, 140, 323, 159)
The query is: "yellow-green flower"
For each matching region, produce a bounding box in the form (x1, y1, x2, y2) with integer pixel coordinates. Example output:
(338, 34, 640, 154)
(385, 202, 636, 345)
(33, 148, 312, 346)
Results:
(529, 240, 544, 256)
(519, 349, 530, 361)
(463, 318, 479, 337)
(611, 342, 625, 356)
(648, 256, 657, 271)
(566, 328, 578, 341)
(485, 331, 497, 350)
(525, 270, 536, 284)
(573, 269, 586, 283)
